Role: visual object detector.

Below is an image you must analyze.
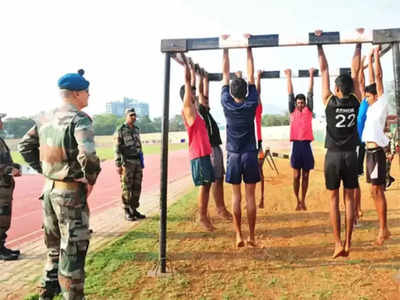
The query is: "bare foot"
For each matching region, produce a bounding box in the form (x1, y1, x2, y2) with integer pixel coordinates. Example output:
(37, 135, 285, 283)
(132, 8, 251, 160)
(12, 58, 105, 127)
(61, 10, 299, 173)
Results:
(217, 209, 233, 221)
(332, 245, 345, 259)
(300, 202, 307, 211)
(358, 210, 363, 218)
(258, 200, 264, 209)
(236, 235, 245, 248)
(295, 203, 301, 211)
(376, 229, 391, 246)
(246, 239, 258, 248)
(198, 218, 216, 232)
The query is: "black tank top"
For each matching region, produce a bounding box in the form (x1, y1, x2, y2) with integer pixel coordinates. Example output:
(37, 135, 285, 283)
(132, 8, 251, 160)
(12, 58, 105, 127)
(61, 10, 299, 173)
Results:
(325, 94, 360, 150)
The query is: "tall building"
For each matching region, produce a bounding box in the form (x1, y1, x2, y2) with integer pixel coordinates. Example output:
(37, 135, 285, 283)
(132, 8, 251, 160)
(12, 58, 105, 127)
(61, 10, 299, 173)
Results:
(106, 97, 149, 117)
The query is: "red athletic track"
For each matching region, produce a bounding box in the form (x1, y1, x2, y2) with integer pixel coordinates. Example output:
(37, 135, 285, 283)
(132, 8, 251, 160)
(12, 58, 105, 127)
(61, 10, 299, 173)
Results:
(6, 149, 190, 248)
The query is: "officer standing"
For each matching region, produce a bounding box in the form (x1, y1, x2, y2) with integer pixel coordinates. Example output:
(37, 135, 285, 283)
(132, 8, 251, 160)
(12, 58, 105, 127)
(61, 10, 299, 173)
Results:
(0, 113, 21, 260)
(18, 70, 101, 300)
(114, 108, 145, 221)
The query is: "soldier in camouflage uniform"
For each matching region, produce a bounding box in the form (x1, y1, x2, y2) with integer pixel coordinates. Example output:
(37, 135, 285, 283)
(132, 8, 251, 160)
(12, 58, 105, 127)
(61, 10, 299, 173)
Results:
(18, 70, 101, 300)
(0, 113, 21, 261)
(385, 125, 398, 188)
(114, 108, 145, 221)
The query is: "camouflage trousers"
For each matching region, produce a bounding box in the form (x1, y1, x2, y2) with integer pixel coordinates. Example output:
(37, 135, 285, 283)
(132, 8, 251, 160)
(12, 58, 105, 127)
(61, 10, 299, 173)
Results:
(0, 178, 14, 246)
(121, 159, 143, 210)
(40, 179, 91, 300)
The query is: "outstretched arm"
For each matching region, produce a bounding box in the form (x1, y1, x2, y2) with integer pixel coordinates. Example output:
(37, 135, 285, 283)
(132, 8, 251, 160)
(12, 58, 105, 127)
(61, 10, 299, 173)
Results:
(359, 56, 366, 98)
(284, 69, 295, 113)
(183, 61, 196, 126)
(247, 45, 255, 85)
(368, 48, 375, 85)
(351, 43, 362, 101)
(374, 46, 384, 97)
(307, 67, 315, 112)
(222, 35, 230, 86)
(284, 69, 294, 95)
(316, 41, 332, 105)
(203, 69, 209, 99)
(256, 70, 262, 103)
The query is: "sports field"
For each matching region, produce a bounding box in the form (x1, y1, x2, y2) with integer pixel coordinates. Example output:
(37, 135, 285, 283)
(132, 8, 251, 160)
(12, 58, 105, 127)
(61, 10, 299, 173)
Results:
(25, 141, 399, 300)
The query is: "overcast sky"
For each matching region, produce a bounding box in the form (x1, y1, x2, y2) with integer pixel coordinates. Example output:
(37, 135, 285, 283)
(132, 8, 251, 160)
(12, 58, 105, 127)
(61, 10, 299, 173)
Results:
(1, 0, 399, 124)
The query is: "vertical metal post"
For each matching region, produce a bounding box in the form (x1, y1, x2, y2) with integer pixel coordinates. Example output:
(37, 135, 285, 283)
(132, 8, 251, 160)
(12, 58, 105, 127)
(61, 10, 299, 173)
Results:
(393, 43, 400, 137)
(159, 52, 171, 273)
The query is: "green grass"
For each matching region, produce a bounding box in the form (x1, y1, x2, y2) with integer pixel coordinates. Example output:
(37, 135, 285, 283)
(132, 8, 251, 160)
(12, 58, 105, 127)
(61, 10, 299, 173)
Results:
(24, 188, 197, 300)
(11, 143, 187, 165)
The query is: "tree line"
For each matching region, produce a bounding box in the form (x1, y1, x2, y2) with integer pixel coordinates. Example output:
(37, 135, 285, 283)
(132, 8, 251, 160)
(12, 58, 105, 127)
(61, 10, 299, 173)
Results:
(1, 114, 188, 138)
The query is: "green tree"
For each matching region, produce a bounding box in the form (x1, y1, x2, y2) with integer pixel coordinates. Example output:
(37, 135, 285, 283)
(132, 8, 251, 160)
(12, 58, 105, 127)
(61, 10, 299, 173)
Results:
(3, 117, 35, 138)
(169, 114, 185, 132)
(93, 114, 120, 135)
(262, 113, 289, 127)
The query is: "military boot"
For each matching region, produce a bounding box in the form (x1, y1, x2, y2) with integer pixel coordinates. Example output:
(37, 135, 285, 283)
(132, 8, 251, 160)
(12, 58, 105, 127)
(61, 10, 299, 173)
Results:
(0, 245, 18, 261)
(2, 245, 20, 256)
(124, 208, 136, 221)
(38, 281, 61, 300)
(133, 209, 146, 219)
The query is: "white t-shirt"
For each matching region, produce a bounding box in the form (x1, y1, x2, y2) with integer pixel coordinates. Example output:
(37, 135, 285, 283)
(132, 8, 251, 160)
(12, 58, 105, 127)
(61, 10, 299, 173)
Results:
(362, 97, 389, 147)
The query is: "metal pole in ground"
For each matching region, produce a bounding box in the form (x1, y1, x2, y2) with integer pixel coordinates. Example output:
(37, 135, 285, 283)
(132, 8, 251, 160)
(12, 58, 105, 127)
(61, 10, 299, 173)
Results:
(160, 52, 171, 273)
(393, 43, 400, 142)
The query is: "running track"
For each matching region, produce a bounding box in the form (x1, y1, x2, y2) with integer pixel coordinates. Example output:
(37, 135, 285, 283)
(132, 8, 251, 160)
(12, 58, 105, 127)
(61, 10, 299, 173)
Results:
(7, 149, 190, 248)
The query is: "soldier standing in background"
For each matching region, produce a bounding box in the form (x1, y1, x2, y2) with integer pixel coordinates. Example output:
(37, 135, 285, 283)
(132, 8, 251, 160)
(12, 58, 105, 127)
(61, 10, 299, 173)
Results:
(0, 113, 21, 260)
(18, 69, 101, 300)
(114, 108, 146, 221)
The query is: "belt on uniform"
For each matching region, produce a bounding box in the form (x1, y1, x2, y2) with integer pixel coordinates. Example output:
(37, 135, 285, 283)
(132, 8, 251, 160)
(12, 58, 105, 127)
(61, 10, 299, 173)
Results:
(53, 181, 81, 190)
(125, 155, 140, 159)
(366, 147, 383, 154)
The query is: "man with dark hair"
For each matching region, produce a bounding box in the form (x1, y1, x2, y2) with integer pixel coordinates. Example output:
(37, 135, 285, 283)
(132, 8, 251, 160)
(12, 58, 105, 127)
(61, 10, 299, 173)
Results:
(197, 69, 232, 220)
(361, 46, 391, 246)
(180, 58, 216, 231)
(0, 113, 21, 261)
(284, 68, 315, 211)
(221, 34, 260, 248)
(317, 31, 362, 258)
(114, 107, 146, 221)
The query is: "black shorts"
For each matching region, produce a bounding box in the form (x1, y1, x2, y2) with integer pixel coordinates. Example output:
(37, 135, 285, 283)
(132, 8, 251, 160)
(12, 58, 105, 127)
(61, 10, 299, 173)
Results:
(356, 143, 366, 176)
(324, 150, 358, 190)
(366, 147, 386, 185)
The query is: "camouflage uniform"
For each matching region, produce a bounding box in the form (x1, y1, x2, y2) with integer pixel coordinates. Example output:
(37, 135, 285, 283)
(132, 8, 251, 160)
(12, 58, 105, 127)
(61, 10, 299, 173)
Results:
(18, 103, 101, 300)
(385, 127, 398, 186)
(114, 123, 143, 215)
(0, 137, 20, 254)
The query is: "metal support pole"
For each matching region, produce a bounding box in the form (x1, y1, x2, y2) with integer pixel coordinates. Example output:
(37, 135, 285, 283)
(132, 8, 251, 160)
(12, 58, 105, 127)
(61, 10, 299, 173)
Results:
(393, 43, 400, 144)
(160, 52, 171, 273)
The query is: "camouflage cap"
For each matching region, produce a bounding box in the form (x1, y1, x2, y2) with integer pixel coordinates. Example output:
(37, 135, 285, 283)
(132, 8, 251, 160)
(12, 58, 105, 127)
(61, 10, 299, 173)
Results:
(125, 108, 136, 115)
(0, 113, 6, 119)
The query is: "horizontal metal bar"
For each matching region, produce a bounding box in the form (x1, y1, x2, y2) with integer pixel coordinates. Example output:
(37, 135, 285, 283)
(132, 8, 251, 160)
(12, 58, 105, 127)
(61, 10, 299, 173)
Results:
(207, 68, 351, 81)
(161, 28, 400, 53)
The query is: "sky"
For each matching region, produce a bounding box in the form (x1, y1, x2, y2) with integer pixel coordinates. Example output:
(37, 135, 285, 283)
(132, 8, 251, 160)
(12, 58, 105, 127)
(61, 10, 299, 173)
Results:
(1, 0, 399, 125)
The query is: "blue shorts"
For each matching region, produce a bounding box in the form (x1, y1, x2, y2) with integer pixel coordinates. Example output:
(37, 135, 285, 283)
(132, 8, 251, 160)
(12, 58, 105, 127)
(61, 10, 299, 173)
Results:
(226, 151, 260, 184)
(191, 156, 215, 186)
(290, 141, 314, 171)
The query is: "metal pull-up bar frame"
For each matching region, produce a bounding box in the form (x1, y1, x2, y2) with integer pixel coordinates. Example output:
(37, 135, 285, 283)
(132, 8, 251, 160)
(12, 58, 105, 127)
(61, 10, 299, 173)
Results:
(161, 28, 400, 52)
(157, 28, 400, 275)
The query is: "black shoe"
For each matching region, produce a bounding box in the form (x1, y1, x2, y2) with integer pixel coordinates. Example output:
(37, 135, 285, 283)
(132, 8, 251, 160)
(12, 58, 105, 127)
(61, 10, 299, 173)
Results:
(0, 247, 19, 261)
(133, 210, 146, 219)
(2, 245, 20, 256)
(124, 209, 137, 221)
(39, 281, 61, 300)
(387, 176, 395, 188)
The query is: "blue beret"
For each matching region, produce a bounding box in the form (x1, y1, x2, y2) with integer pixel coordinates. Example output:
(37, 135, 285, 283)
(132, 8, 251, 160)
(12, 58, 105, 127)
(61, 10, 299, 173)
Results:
(58, 69, 90, 91)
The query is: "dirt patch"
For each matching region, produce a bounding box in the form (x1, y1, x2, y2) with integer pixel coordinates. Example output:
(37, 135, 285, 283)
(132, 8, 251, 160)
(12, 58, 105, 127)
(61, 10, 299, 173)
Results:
(133, 144, 400, 299)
